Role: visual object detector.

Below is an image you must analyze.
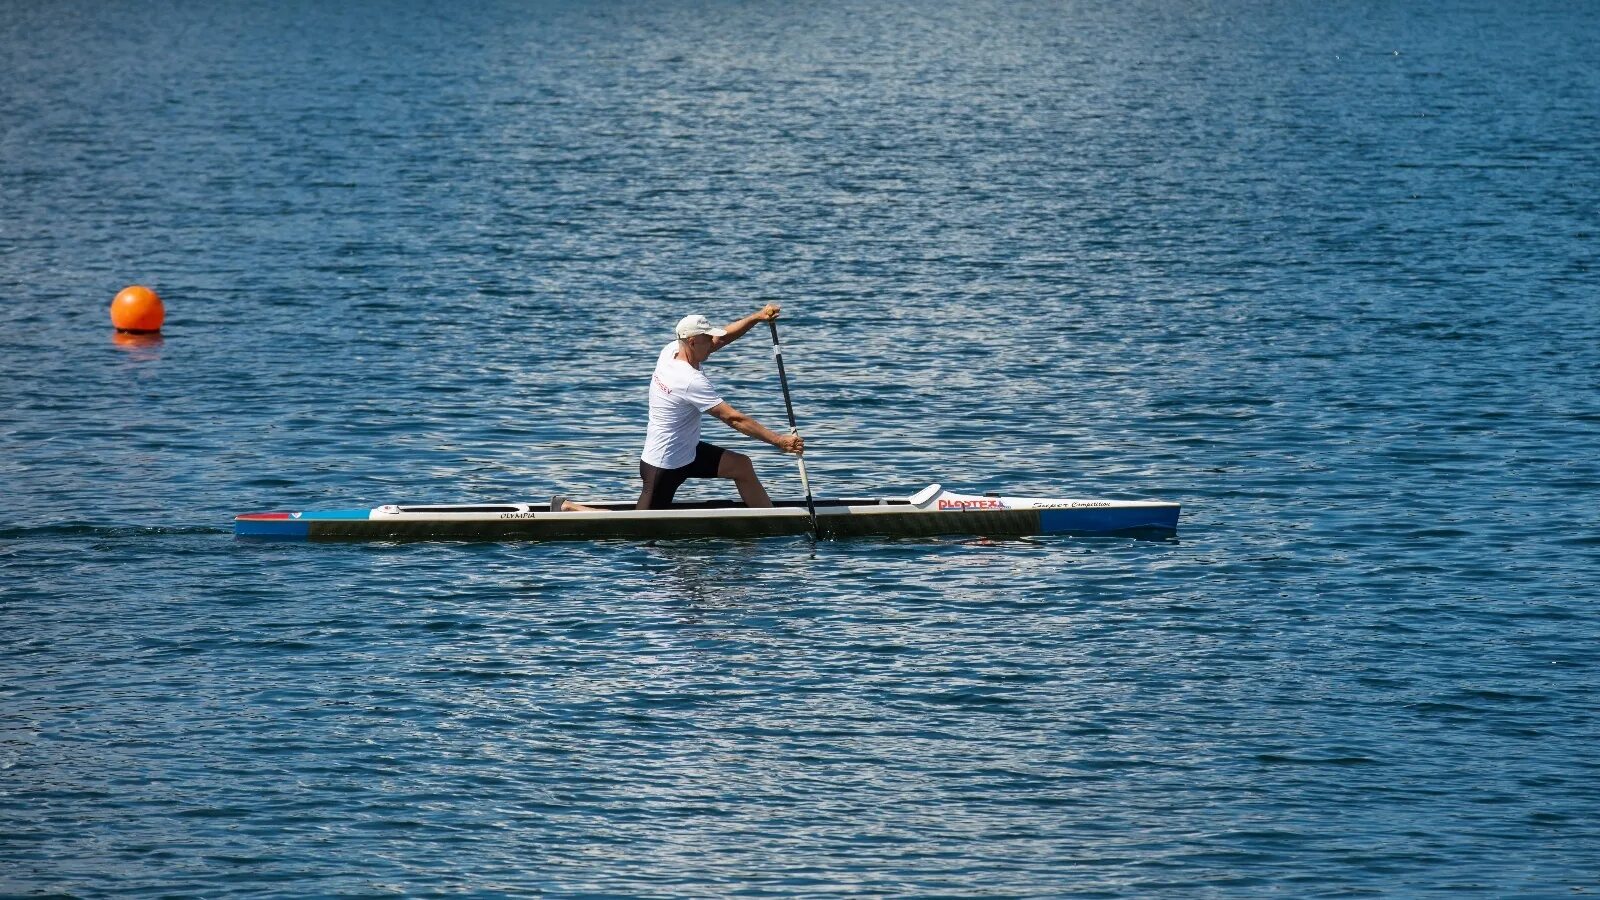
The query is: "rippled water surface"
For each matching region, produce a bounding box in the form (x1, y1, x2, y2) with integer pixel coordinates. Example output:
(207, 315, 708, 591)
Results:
(4, 0, 1598, 895)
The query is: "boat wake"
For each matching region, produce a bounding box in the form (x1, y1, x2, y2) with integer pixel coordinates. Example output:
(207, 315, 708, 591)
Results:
(0, 523, 232, 541)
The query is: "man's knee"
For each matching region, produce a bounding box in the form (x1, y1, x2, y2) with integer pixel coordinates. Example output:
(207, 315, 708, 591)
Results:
(720, 451, 755, 480)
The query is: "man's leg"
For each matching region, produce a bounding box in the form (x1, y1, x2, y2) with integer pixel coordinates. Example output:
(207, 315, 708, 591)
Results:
(638, 460, 682, 510)
(717, 450, 772, 508)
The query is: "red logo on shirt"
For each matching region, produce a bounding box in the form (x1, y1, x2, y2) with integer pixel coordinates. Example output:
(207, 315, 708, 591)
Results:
(652, 375, 673, 395)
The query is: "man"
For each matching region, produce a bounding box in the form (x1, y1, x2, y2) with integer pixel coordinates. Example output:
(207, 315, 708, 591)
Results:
(635, 304, 804, 509)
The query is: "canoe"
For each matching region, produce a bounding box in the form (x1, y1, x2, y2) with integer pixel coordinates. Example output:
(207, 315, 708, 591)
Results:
(234, 484, 1179, 542)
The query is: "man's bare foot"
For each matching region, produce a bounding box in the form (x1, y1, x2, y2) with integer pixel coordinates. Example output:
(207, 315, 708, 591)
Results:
(551, 495, 603, 512)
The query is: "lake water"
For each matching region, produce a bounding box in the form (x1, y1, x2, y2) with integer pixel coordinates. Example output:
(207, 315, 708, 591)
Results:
(3, 0, 1598, 895)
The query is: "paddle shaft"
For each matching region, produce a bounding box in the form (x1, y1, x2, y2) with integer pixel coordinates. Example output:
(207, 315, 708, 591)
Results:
(766, 319, 817, 535)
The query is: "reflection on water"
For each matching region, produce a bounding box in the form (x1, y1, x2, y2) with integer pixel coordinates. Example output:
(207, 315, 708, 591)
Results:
(111, 331, 164, 353)
(640, 539, 782, 605)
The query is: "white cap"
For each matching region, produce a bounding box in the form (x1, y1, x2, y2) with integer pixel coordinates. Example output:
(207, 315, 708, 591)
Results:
(675, 314, 727, 339)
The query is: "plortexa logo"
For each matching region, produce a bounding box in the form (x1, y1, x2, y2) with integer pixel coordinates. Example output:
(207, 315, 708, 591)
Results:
(938, 498, 1005, 511)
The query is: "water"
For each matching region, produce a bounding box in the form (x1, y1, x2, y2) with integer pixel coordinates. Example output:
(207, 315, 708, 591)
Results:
(4, 0, 1598, 894)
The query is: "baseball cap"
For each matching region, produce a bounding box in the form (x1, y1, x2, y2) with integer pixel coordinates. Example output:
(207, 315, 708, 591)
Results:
(675, 314, 728, 339)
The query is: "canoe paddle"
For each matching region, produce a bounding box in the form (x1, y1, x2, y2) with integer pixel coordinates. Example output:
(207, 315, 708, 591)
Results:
(767, 318, 818, 539)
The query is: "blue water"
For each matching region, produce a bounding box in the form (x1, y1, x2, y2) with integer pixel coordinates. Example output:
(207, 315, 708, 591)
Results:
(4, 0, 1599, 894)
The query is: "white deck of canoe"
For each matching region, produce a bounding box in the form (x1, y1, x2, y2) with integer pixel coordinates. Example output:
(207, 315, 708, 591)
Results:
(357, 488, 1177, 523)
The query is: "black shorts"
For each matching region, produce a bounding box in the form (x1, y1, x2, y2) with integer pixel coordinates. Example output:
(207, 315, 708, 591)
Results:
(637, 442, 727, 509)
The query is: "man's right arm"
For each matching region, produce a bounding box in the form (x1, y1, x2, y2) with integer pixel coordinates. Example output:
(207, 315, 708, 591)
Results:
(708, 304, 780, 354)
(708, 402, 804, 454)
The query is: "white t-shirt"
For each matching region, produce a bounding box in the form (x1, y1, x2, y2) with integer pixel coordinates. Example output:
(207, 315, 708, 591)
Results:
(641, 341, 725, 469)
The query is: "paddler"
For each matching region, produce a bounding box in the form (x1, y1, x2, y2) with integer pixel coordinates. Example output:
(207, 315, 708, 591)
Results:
(632, 304, 804, 509)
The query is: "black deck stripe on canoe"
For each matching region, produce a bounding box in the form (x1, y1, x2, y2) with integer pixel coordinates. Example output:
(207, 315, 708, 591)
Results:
(396, 506, 524, 513)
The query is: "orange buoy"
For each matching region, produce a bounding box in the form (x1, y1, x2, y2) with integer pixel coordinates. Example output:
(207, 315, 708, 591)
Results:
(111, 285, 165, 333)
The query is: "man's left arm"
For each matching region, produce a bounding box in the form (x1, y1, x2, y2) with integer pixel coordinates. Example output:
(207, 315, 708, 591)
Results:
(709, 303, 781, 353)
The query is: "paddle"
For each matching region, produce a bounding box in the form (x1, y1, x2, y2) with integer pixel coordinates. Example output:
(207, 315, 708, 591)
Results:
(767, 317, 818, 539)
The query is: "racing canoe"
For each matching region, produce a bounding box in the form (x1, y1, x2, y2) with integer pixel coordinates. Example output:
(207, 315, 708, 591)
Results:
(234, 484, 1179, 542)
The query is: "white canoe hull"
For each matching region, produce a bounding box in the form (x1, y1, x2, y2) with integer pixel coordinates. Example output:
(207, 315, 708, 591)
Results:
(235, 485, 1180, 542)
